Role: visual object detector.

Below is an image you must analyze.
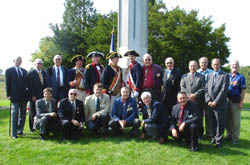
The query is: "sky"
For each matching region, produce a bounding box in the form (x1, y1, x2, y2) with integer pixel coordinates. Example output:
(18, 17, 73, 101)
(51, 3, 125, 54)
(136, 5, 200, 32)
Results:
(0, 0, 249, 72)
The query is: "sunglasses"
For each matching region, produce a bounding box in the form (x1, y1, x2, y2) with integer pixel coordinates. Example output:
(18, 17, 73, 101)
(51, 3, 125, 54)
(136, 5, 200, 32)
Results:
(70, 93, 77, 96)
(166, 62, 173, 64)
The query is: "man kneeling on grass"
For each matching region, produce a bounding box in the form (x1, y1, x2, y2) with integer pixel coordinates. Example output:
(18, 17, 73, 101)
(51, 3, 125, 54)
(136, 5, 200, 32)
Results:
(33, 88, 60, 140)
(109, 86, 140, 137)
(58, 89, 85, 140)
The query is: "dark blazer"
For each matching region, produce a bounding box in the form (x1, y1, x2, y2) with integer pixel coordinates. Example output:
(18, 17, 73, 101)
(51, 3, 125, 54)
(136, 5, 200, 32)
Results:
(28, 69, 48, 100)
(205, 70, 229, 108)
(35, 98, 57, 118)
(142, 100, 169, 129)
(170, 101, 201, 130)
(46, 66, 68, 99)
(5, 66, 29, 103)
(129, 62, 143, 91)
(84, 64, 103, 94)
(162, 67, 181, 107)
(111, 96, 138, 124)
(58, 98, 85, 123)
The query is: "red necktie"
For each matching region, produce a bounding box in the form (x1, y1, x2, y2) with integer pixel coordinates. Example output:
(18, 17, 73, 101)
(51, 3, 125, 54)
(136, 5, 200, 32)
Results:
(178, 105, 185, 127)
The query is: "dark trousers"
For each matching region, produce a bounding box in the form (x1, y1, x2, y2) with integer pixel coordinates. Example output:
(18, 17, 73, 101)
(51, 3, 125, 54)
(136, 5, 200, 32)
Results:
(108, 118, 141, 135)
(61, 120, 82, 140)
(86, 114, 110, 134)
(29, 101, 36, 132)
(35, 116, 60, 135)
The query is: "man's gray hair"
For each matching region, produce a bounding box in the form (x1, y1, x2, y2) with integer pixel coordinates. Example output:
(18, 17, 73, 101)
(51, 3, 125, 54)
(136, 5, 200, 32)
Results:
(141, 91, 152, 99)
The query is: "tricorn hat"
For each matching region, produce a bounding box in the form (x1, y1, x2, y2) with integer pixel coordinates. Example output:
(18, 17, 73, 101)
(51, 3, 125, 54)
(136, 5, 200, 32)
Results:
(124, 50, 140, 57)
(71, 55, 85, 64)
(87, 51, 104, 58)
(106, 52, 122, 59)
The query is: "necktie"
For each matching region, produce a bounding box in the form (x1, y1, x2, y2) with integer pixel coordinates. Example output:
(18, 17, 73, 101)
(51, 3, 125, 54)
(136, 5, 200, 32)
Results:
(46, 102, 50, 113)
(213, 73, 217, 84)
(178, 106, 184, 127)
(96, 97, 100, 112)
(72, 101, 76, 119)
(17, 68, 22, 77)
(192, 73, 195, 80)
(38, 71, 43, 85)
(57, 67, 60, 87)
(122, 101, 126, 120)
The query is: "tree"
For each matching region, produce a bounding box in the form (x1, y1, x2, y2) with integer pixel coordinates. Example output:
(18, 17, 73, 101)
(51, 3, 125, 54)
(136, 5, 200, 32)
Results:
(148, 0, 230, 73)
(239, 66, 250, 92)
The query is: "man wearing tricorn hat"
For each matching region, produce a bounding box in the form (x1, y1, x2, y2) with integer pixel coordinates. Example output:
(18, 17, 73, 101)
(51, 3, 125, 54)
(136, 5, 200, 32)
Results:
(102, 52, 124, 109)
(124, 50, 143, 99)
(68, 55, 87, 103)
(85, 51, 104, 95)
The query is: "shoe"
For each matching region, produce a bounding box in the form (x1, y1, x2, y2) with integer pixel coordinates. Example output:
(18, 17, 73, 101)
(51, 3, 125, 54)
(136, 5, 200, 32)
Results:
(210, 139, 216, 144)
(12, 136, 18, 139)
(215, 143, 223, 148)
(190, 146, 199, 152)
(17, 132, 25, 137)
(159, 137, 165, 145)
(226, 135, 232, 141)
(40, 134, 45, 141)
(140, 133, 145, 139)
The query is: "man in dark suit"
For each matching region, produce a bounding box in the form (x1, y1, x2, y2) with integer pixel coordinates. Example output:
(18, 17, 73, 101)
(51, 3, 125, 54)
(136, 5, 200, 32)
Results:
(124, 50, 143, 99)
(170, 92, 201, 152)
(28, 59, 48, 132)
(46, 55, 68, 102)
(162, 57, 181, 116)
(205, 58, 229, 148)
(5, 56, 29, 139)
(142, 54, 163, 102)
(84, 51, 104, 95)
(140, 92, 170, 144)
(33, 88, 60, 140)
(109, 86, 141, 137)
(58, 89, 85, 140)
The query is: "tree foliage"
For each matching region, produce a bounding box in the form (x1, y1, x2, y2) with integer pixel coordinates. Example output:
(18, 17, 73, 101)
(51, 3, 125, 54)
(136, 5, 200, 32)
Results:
(239, 66, 250, 92)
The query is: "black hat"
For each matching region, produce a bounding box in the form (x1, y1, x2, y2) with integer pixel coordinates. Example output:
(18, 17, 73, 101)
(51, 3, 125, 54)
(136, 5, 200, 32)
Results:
(106, 52, 122, 59)
(71, 55, 85, 64)
(124, 50, 140, 57)
(87, 51, 104, 58)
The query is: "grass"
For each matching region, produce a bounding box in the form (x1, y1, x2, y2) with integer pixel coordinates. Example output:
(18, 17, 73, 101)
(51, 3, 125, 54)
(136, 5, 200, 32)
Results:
(0, 105, 250, 164)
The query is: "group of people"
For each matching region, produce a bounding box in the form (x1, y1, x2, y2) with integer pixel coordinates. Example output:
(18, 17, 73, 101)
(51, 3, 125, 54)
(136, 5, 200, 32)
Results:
(5, 50, 246, 152)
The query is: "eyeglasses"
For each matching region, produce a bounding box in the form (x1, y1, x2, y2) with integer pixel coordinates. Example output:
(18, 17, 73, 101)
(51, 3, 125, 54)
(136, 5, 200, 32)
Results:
(166, 62, 173, 64)
(70, 93, 77, 96)
(37, 63, 43, 65)
(144, 59, 151, 61)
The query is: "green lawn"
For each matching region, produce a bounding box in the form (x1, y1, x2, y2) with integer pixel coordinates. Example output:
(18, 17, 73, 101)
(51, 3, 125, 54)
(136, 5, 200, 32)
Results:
(0, 107, 250, 164)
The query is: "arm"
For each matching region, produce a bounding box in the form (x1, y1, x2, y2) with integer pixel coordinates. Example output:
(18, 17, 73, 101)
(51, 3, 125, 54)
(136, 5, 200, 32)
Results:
(180, 75, 188, 94)
(194, 75, 205, 99)
(144, 103, 162, 123)
(95, 94, 111, 116)
(214, 74, 229, 105)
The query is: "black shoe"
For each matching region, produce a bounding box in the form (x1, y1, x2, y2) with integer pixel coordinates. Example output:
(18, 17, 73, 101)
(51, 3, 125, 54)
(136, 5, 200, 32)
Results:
(40, 134, 46, 141)
(159, 137, 165, 145)
(215, 143, 223, 148)
(190, 146, 199, 152)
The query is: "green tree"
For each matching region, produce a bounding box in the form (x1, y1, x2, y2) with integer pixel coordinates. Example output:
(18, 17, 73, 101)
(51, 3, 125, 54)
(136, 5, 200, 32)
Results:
(239, 66, 250, 92)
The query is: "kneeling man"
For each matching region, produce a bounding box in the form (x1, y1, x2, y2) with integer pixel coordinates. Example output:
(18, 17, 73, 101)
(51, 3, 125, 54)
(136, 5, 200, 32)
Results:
(170, 91, 201, 152)
(84, 83, 110, 135)
(141, 92, 170, 144)
(109, 86, 140, 137)
(58, 89, 84, 140)
(34, 88, 60, 140)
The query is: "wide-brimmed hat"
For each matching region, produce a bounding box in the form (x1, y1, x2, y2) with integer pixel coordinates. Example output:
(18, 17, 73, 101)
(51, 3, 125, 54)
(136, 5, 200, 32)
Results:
(71, 55, 85, 64)
(124, 50, 140, 57)
(106, 52, 122, 59)
(87, 51, 104, 58)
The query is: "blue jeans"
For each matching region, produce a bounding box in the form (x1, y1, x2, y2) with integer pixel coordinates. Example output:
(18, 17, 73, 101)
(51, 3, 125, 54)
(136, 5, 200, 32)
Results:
(11, 102, 27, 137)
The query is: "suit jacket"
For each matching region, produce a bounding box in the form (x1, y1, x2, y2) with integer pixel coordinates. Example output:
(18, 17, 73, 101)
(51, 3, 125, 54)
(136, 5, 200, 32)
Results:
(35, 98, 57, 119)
(162, 67, 181, 106)
(180, 72, 205, 103)
(205, 70, 229, 108)
(46, 66, 68, 99)
(58, 98, 84, 123)
(142, 100, 169, 128)
(129, 62, 143, 91)
(170, 101, 201, 130)
(28, 69, 48, 100)
(111, 96, 138, 124)
(84, 93, 110, 122)
(5, 66, 29, 103)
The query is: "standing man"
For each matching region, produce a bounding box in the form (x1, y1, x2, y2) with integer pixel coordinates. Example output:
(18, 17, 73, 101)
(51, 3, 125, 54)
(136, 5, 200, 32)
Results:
(170, 92, 201, 152)
(46, 55, 68, 102)
(205, 58, 229, 148)
(84, 83, 110, 135)
(140, 92, 170, 144)
(28, 59, 48, 132)
(33, 88, 60, 140)
(68, 55, 86, 103)
(197, 57, 213, 138)
(226, 60, 246, 144)
(102, 52, 123, 109)
(162, 57, 181, 116)
(85, 51, 104, 95)
(109, 86, 141, 137)
(58, 89, 85, 140)
(5, 56, 29, 139)
(142, 53, 163, 102)
(124, 50, 143, 99)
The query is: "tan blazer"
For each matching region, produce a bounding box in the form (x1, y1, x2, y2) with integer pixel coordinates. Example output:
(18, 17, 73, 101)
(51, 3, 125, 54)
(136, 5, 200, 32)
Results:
(84, 93, 110, 122)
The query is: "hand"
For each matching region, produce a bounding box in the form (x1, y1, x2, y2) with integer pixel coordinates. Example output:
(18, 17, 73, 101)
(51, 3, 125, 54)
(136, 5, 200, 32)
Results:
(141, 120, 145, 127)
(31, 96, 37, 102)
(50, 112, 57, 117)
(119, 120, 127, 129)
(211, 101, 217, 107)
(208, 101, 213, 107)
(189, 94, 196, 101)
(92, 114, 96, 120)
(72, 119, 80, 126)
(179, 122, 185, 132)
(172, 128, 178, 138)
(133, 91, 139, 97)
(8, 96, 11, 100)
(238, 102, 243, 109)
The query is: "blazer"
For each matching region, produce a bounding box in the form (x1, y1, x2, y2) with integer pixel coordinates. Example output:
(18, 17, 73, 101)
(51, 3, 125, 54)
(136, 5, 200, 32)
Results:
(162, 67, 181, 106)
(170, 101, 201, 130)
(5, 66, 29, 103)
(111, 96, 138, 124)
(84, 93, 110, 122)
(58, 98, 84, 123)
(205, 70, 229, 108)
(46, 66, 68, 99)
(142, 100, 169, 129)
(180, 72, 205, 103)
(28, 69, 48, 100)
(129, 62, 143, 91)
(35, 98, 57, 119)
